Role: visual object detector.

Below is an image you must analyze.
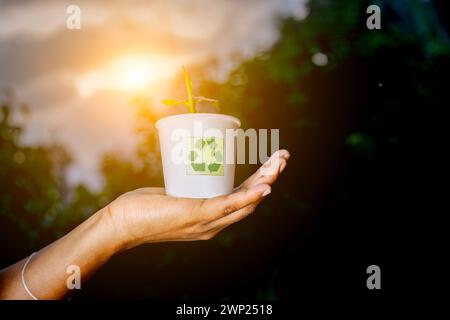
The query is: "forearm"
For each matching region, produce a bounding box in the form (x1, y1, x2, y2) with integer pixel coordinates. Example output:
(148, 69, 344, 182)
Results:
(0, 207, 121, 300)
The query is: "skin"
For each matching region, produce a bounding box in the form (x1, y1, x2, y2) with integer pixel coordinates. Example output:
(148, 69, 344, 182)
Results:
(0, 150, 290, 300)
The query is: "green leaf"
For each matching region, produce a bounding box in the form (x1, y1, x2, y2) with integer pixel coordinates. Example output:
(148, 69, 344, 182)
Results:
(195, 139, 205, 150)
(208, 163, 221, 172)
(189, 150, 198, 162)
(206, 138, 217, 150)
(194, 96, 220, 111)
(191, 163, 205, 171)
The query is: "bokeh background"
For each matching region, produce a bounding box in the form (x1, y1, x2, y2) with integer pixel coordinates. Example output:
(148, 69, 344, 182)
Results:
(1, 0, 448, 299)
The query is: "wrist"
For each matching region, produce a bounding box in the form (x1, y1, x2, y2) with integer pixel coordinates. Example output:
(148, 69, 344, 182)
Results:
(95, 206, 126, 256)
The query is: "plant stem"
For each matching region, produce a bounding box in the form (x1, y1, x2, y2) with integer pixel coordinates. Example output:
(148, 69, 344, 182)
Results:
(183, 66, 196, 113)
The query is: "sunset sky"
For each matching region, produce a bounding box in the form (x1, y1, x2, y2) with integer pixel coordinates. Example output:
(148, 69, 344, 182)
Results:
(0, 0, 308, 189)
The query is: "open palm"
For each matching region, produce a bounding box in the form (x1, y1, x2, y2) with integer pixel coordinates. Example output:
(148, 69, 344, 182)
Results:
(107, 150, 290, 249)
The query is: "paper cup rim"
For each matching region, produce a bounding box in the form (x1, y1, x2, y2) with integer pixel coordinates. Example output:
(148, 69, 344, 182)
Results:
(155, 113, 241, 130)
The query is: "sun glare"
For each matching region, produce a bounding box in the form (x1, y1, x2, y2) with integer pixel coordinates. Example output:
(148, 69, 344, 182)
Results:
(124, 69, 150, 90)
(77, 55, 178, 97)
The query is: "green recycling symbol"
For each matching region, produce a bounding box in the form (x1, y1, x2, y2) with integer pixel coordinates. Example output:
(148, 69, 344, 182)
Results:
(187, 136, 224, 176)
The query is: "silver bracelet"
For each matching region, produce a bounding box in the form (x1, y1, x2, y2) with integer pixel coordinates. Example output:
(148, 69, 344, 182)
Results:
(21, 252, 38, 300)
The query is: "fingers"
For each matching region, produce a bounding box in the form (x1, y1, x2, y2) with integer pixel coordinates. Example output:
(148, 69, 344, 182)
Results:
(198, 184, 271, 220)
(206, 201, 259, 231)
(240, 149, 290, 189)
(202, 150, 290, 235)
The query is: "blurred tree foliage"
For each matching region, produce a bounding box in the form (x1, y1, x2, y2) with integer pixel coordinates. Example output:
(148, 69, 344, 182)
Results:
(1, 104, 65, 257)
(1, 0, 448, 299)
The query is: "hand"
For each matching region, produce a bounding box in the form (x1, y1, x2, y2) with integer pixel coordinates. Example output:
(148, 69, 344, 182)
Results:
(106, 150, 290, 250)
(0, 150, 289, 300)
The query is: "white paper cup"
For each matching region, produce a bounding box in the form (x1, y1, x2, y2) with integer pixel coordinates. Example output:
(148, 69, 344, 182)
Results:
(156, 113, 241, 198)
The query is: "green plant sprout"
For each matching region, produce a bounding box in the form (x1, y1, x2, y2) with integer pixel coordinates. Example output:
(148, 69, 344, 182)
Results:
(162, 67, 219, 113)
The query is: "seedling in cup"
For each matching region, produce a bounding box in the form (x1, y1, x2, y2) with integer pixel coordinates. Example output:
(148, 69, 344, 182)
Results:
(156, 67, 240, 198)
(162, 67, 219, 113)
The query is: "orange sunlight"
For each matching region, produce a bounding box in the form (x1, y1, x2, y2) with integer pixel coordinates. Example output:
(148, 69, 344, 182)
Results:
(76, 55, 180, 97)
